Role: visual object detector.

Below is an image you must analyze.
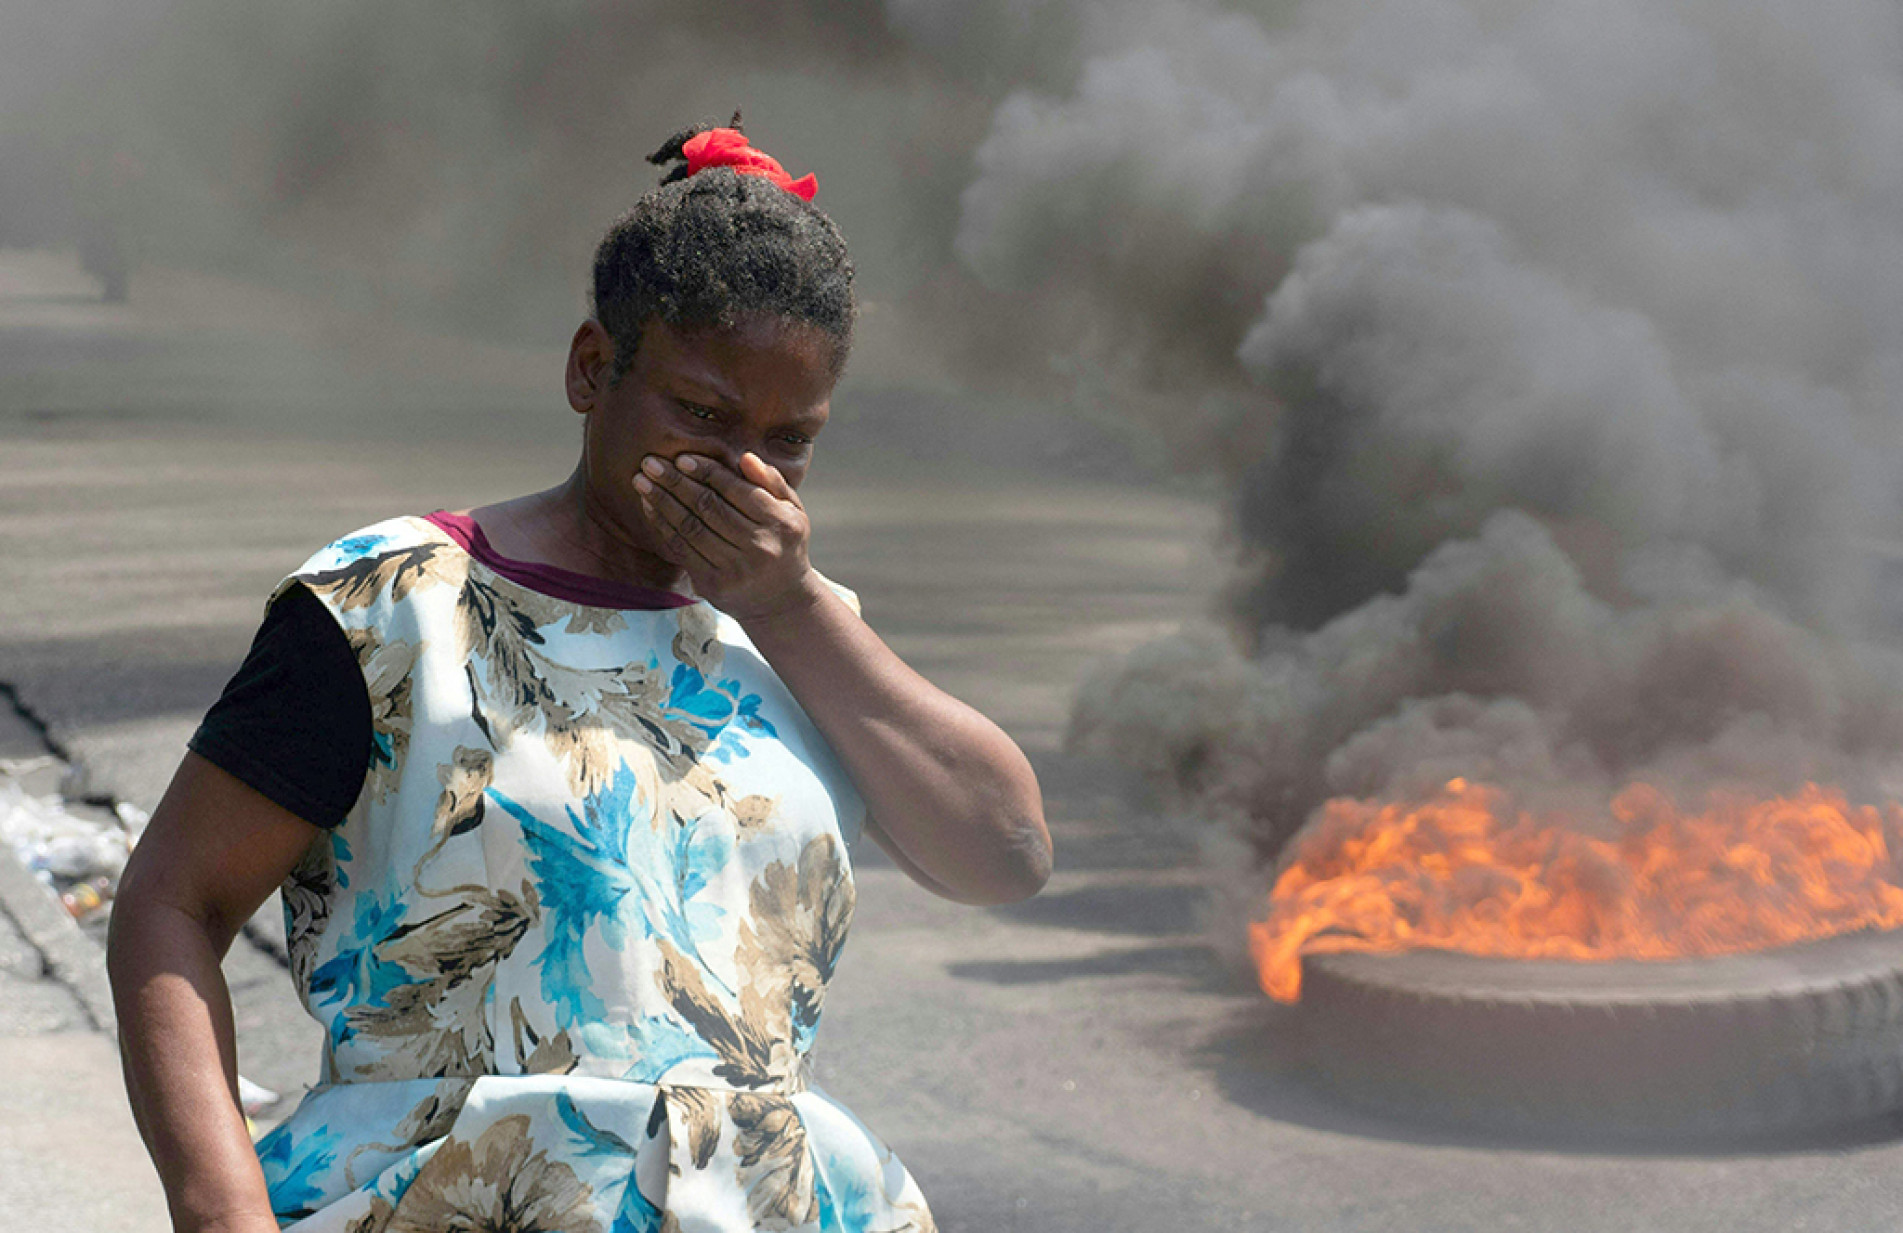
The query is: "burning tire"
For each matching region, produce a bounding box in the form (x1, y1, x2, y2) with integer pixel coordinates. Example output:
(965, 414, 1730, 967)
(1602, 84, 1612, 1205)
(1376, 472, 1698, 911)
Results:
(1298, 927, 1903, 1142)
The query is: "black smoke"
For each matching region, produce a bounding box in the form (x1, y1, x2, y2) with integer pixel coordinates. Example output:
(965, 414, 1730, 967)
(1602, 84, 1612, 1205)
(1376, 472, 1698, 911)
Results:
(997, 2, 1903, 908)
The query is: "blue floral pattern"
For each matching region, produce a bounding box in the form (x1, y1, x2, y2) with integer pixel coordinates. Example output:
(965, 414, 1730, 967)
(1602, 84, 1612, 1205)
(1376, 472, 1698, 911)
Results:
(258, 517, 931, 1232)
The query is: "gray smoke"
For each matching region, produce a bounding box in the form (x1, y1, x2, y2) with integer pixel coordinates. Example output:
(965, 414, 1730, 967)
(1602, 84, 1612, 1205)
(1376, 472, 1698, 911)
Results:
(17, 0, 1903, 876)
(4, 1, 1253, 403)
(0, 0, 1009, 344)
(995, 2, 1903, 873)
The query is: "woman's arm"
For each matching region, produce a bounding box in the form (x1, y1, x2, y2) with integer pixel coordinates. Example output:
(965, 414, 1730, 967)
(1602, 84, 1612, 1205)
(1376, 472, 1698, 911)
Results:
(637, 451, 1053, 905)
(735, 581, 1051, 904)
(107, 752, 324, 1233)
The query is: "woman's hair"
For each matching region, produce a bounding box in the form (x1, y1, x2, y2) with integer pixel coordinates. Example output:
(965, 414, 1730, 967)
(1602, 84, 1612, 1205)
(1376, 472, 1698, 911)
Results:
(591, 118, 856, 381)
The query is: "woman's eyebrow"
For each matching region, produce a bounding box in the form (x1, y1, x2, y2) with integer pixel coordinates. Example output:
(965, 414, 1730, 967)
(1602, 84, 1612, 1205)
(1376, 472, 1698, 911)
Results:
(671, 385, 738, 411)
(665, 366, 743, 408)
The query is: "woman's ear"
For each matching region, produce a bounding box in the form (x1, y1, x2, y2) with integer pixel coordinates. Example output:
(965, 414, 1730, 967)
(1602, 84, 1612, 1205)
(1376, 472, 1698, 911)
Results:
(565, 319, 616, 413)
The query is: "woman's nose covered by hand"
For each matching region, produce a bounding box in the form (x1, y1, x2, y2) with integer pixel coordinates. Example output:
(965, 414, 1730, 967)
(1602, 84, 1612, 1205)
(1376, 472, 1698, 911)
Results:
(634, 452, 819, 620)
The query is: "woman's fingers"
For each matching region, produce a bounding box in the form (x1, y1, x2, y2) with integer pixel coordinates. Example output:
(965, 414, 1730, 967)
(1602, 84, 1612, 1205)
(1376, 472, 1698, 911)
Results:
(737, 452, 797, 503)
(637, 473, 733, 571)
(639, 457, 755, 543)
(638, 453, 811, 611)
(678, 453, 792, 520)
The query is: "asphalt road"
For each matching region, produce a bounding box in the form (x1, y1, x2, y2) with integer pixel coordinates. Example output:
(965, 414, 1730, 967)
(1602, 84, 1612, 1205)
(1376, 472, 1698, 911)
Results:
(6, 248, 1903, 1231)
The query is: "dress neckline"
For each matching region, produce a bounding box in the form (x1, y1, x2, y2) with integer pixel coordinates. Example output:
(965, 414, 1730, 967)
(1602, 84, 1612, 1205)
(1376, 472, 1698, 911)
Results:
(423, 511, 697, 611)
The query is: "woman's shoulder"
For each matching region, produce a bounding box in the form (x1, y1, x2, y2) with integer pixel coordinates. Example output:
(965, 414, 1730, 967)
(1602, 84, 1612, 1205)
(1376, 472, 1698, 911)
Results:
(300, 515, 450, 571)
(273, 515, 464, 613)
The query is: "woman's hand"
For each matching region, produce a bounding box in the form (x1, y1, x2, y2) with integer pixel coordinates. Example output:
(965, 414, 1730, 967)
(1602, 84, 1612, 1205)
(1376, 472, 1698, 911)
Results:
(637, 451, 1051, 904)
(634, 451, 826, 621)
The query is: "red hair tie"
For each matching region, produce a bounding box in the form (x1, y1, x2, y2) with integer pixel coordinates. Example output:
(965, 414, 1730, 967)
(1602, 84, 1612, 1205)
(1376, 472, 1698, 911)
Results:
(681, 128, 818, 201)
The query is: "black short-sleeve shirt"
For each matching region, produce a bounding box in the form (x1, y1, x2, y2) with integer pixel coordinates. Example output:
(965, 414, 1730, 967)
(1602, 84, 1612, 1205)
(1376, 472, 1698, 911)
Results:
(188, 583, 373, 828)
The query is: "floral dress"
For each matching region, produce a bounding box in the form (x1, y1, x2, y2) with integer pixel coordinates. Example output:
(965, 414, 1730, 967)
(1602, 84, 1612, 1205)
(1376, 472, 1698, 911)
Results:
(251, 517, 934, 1233)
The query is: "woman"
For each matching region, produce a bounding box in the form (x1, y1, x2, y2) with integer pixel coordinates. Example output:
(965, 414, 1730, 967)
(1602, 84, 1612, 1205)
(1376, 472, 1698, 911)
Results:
(107, 121, 1051, 1233)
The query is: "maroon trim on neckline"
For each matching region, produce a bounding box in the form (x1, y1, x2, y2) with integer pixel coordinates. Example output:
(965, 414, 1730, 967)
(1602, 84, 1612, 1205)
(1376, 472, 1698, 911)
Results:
(423, 512, 696, 610)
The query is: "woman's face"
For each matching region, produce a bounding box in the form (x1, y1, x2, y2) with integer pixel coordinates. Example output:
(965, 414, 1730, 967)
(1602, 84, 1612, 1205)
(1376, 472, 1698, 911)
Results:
(567, 312, 839, 551)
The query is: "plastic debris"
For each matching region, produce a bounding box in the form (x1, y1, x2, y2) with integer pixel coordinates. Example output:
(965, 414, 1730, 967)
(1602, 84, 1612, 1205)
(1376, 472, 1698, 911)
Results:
(60, 875, 113, 921)
(238, 1075, 280, 1116)
(0, 780, 135, 911)
(114, 799, 151, 836)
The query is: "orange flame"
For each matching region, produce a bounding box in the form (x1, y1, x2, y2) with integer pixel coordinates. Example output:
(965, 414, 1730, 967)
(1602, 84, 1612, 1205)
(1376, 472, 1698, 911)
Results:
(1249, 779, 1903, 1002)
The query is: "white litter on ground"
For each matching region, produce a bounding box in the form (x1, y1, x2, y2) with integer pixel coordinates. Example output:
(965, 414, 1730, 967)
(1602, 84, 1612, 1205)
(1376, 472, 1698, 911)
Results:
(0, 779, 131, 891)
(0, 759, 279, 1113)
